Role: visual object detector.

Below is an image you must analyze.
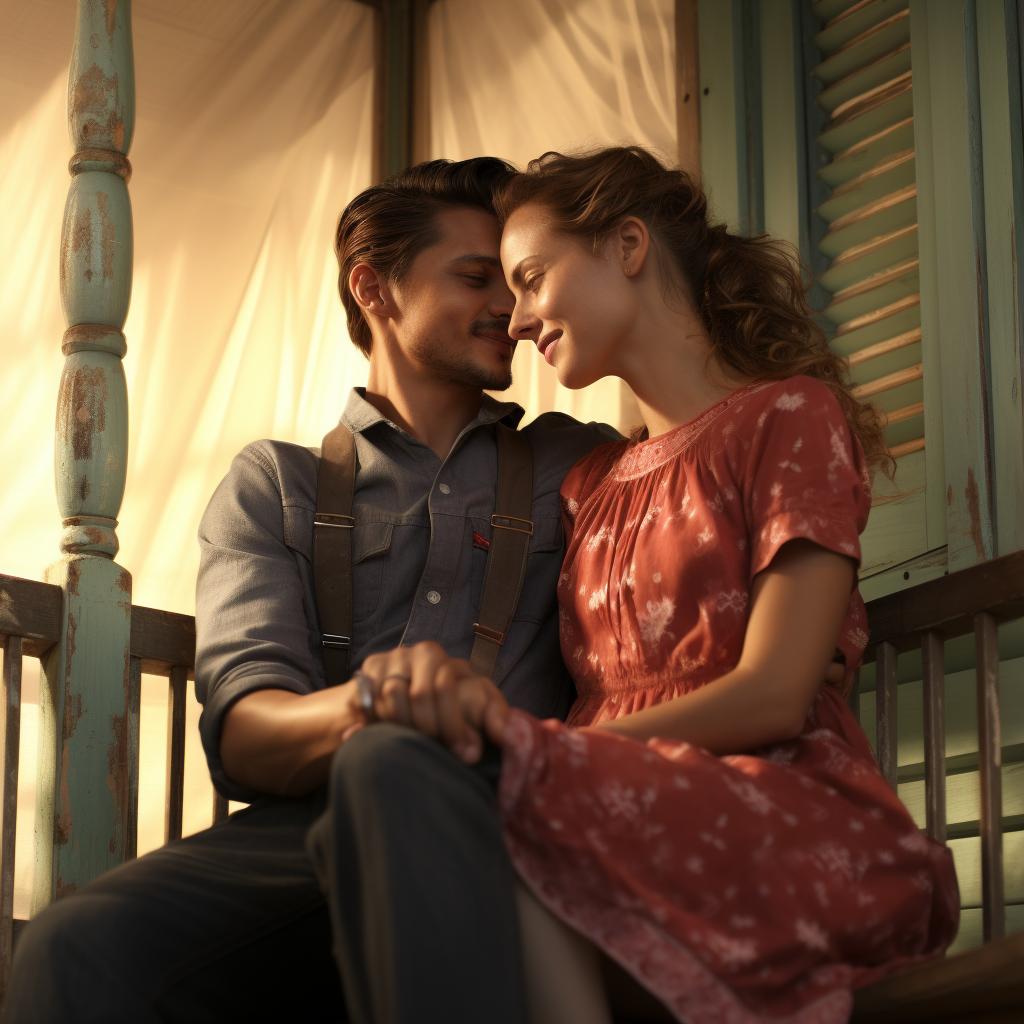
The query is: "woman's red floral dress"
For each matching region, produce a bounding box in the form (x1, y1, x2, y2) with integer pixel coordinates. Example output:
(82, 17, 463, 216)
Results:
(498, 377, 959, 1024)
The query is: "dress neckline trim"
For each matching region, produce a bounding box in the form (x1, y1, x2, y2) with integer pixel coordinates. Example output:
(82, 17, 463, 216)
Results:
(612, 380, 772, 480)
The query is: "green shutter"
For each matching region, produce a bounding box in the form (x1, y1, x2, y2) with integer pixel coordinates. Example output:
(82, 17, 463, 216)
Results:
(809, 0, 939, 584)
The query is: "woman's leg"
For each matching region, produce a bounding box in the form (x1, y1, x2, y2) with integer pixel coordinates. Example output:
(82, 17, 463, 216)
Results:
(514, 880, 612, 1024)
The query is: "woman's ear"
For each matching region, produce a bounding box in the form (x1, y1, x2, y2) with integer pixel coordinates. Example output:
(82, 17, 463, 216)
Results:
(349, 264, 393, 320)
(617, 216, 650, 278)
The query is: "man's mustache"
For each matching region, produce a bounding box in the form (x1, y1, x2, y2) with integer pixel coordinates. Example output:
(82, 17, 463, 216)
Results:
(470, 319, 514, 340)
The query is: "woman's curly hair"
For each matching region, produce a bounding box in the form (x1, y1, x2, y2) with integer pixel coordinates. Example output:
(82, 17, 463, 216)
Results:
(493, 146, 891, 475)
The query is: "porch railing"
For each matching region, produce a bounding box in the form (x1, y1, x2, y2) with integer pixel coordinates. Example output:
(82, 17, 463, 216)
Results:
(3, 549, 1023, 1012)
(0, 572, 226, 996)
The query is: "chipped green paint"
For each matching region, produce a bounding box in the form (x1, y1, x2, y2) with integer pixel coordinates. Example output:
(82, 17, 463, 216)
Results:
(33, 0, 137, 912)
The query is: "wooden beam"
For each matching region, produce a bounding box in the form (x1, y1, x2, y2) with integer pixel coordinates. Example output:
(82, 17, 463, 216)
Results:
(34, 0, 137, 912)
(863, 547, 1024, 658)
(675, 0, 700, 179)
(372, 0, 431, 183)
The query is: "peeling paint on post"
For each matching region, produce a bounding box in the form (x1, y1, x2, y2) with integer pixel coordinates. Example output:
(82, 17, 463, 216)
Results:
(33, 0, 137, 915)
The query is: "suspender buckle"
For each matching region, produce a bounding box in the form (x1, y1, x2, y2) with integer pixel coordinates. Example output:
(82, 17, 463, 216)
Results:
(490, 514, 533, 535)
(473, 623, 505, 645)
(322, 634, 352, 649)
(315, 514, 355, 529)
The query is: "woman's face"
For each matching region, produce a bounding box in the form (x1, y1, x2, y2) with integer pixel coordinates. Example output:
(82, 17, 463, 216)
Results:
(501, 202, 638, 390)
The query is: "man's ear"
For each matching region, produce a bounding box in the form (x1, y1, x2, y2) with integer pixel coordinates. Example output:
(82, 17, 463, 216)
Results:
(349, 264, 395, 321)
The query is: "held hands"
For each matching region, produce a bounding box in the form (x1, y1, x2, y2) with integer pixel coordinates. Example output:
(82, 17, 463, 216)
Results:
(345, 641, 510, 764)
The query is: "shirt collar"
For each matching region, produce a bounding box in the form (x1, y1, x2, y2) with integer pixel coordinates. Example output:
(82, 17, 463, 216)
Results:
(340, 387, 524, 437)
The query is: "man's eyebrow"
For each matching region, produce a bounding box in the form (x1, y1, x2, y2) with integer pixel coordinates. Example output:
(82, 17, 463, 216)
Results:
(447, 253, 501, 267)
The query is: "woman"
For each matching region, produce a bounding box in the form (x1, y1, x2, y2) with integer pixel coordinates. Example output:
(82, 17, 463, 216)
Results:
(475, 147, 959, 1024)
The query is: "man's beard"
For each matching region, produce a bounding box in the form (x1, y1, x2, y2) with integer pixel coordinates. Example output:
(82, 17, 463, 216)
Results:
(410, 321, 514, 392)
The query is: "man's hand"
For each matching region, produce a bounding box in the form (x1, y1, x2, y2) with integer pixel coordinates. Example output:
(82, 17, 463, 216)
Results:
(356, 641, 509, 763)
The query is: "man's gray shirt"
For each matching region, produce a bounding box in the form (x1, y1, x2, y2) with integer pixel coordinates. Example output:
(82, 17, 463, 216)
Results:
(195, 388, 619, 801)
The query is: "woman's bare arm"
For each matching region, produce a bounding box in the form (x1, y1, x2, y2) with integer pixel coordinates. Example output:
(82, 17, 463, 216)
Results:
(594, 540, 855, 753)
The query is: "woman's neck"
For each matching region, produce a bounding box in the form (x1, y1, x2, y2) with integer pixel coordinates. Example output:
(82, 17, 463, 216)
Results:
(616, 293, 749, 439)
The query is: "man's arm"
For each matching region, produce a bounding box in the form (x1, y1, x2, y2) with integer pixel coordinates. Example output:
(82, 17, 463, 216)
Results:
(220, 685, 361, 797)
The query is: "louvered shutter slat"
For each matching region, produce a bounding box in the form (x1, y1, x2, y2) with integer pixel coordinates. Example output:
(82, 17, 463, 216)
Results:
(811, 0, 925, 463)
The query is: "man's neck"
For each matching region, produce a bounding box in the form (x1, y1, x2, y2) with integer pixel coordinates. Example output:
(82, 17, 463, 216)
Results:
(364, 357, 484, 461)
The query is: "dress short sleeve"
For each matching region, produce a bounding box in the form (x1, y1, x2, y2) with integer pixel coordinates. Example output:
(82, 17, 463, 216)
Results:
(742, 378, 871, 580)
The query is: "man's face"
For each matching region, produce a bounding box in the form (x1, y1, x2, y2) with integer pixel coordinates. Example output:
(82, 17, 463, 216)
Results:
(388, 206, 516, 391)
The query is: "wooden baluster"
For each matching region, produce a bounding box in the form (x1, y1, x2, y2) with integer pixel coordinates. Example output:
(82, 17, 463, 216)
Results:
(125, 656, 141, 859)
(0, 637, 23, 997)
(921, 631, 947, 844)
(875, 642, 899, 791)
(164, 667, 187, 844)
(974, 612, 1004, 941)
(847, 668, 861, 721)
(34, 0, 137, 913)
(212, 791, 229, 825)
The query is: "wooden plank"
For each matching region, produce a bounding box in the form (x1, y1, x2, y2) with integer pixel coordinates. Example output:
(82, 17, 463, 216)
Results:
(974, 611, 1004, 941)
(0, 637, 22, 999)
(876, 640, 898, 789)
(850, 931, 1024, 1023)
(164, 667, 187, 845)
(920, 629, 946, 843)
(907, 0, 947, 556)
(676, 0, 701, 178)
(978, 0, 1024, 557)
(0, 575, 61, 658)
(863, 548, 1024, 657)
(698, 0, 742, 229)
(759, 0, 801, 248)
(129, 605, 195, 676)
(914, 0, 995, 572)
(125, 657, 141, 860)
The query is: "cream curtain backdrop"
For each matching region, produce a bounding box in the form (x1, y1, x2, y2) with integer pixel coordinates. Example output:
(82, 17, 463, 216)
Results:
(1, 0, 374, 916)
(428, 0, 678, 433)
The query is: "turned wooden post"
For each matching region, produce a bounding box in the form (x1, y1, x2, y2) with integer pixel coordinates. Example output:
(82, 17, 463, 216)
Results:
(33, 0, 137, 912)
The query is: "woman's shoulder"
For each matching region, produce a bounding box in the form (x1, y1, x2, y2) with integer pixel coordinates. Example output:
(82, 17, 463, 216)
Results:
(559, 437, 630, 517)
(724, 375, 843, 428)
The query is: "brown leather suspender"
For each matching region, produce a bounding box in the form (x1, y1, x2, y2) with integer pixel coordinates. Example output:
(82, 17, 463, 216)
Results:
(314, 420, 534, 686)
(314, 422, 358, 683)
(469, 423, 534, 677)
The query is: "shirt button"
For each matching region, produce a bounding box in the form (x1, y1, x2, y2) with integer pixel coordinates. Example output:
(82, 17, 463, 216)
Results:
(427, 590, 441, 604)
(439, 483, 451, 494)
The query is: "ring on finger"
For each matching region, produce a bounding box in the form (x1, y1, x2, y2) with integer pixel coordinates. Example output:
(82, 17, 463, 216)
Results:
(381, 674, 411, 686)
(354, 670, 378, 723)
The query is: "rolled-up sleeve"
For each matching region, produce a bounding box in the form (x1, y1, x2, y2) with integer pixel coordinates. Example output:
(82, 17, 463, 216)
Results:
(195, 444, 319, 801)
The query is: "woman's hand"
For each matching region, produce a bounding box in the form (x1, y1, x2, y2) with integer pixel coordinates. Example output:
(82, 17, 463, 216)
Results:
(355, 641, 510, 763)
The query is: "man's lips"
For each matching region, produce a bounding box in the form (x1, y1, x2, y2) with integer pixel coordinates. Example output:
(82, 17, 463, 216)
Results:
(473, 328, 515, 349)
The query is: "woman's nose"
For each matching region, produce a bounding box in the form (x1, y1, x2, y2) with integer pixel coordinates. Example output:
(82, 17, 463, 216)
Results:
(509, 305, 541, 342)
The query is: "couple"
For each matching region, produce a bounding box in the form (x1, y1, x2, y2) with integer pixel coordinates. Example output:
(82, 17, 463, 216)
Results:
(6, 148, 958, 1024)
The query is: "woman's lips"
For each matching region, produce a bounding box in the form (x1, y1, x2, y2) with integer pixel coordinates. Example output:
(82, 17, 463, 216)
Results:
(537, 331, 562, 365)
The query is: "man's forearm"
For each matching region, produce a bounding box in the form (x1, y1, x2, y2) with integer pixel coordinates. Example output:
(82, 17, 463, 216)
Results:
(220, 684, 360, 797)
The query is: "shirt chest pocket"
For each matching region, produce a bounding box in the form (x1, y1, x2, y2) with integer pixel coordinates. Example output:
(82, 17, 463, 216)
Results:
(471, 516, 564, 623)
(352, 521, 393, 623)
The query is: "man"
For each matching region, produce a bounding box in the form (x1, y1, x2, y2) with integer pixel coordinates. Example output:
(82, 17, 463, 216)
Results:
(4, 157, 618, 1024)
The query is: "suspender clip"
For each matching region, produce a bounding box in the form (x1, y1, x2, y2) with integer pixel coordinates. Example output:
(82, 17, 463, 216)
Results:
(315, 514, 355, 529)
(322, 633, 352, 649)
(490, 514, 533, 535)
(473, 623, 505, 645)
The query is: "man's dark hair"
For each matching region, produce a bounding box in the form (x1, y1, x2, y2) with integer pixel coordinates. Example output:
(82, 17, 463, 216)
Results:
(335, 157, 517, 355)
